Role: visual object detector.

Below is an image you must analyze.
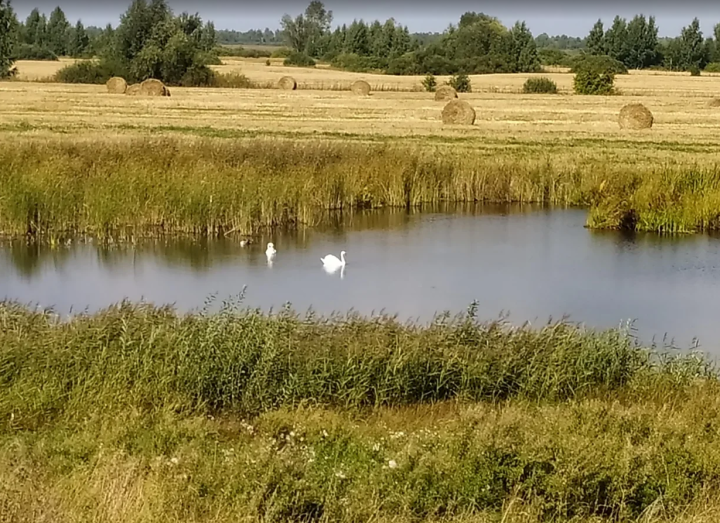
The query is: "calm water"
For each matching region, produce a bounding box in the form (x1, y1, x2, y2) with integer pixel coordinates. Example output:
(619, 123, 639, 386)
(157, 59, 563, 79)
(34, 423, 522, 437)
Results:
(2, 204, 720, 351)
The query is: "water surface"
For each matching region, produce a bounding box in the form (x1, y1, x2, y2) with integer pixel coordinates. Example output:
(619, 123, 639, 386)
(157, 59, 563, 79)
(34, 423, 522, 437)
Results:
(2, 204, 720, 351)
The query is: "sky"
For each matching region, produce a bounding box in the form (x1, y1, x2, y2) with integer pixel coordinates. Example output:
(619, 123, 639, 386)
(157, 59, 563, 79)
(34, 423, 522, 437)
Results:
(10, 1, 720, 38)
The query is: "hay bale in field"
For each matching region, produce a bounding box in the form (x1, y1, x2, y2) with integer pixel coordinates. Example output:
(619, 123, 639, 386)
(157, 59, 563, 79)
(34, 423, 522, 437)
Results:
(434, 85, 458, 101)
(278, 76, 297, 90)
(441, 99, 476, 125)
(140, 78, 170, 97)
(618, 103, 653, 130)
(350, 80, 371, 96)
(708, 98, 720, 108)
(106, 77, 128, 94)
(126, 83, 141, 96)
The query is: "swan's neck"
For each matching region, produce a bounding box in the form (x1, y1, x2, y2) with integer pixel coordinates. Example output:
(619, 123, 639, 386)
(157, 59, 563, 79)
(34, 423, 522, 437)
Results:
(340, 252, 345, 264)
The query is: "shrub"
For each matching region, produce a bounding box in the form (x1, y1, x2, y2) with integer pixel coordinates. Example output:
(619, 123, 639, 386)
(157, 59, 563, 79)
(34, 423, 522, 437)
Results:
(265, 59, 270, 66)
(55, 60, 124, 84)
(179, 64, 215, 87)
(573, 69, 615, 95)
(570, 54, 628, 75)
(690, 65, 701, 76)
(12, 43, 58, 61)
(197, 50, 222, 66)
(448, 73, 471, 93)
(523, 77, 558, 94)
(270, 47, 293, 59)
(331, 53, 386, 72)
(283, 52, 316, 67)
(216, 46, 272, 59)
(704, 62, 720, 73)
(538, 48, 574, 67)
(386, 53, 418, 75)
(211, 72, 254, 88)
(422, 73, 437, 92)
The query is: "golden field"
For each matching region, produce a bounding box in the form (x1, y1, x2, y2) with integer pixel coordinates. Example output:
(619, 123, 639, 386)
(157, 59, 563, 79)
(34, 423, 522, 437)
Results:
(4, 60, 720, 148)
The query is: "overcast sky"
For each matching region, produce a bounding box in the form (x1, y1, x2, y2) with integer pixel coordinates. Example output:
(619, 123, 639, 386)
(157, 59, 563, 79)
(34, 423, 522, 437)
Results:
(11, 1, 720, 38)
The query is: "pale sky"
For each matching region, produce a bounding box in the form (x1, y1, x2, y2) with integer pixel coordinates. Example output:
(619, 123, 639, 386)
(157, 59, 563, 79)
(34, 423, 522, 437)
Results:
(11, 1, 720, 38)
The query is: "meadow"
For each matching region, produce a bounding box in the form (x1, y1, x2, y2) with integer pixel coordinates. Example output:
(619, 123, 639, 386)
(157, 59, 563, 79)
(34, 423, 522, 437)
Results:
(1, 299, 718, 522)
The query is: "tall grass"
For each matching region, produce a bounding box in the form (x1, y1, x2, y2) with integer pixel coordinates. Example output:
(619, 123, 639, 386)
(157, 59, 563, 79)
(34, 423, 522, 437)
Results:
(0, 136, 719, 238)
(1, 300, 718, 522)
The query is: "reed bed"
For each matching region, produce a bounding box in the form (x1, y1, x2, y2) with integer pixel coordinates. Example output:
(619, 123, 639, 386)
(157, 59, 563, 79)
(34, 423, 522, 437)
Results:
(0, 299, 717, 522)
(1, 136, 720, 237)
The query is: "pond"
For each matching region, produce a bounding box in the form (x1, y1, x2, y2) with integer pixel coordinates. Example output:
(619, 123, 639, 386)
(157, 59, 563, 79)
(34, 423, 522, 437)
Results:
(2, 204, 720, 351)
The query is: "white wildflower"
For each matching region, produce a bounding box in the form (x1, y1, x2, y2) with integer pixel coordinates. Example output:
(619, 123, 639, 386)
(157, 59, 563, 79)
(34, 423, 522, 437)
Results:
(388, 460, 398, 469)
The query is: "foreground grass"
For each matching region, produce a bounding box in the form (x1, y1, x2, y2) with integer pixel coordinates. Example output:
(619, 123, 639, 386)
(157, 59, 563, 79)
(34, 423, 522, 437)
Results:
(0, 300, 718, 521)
(1, 136, 720, 236)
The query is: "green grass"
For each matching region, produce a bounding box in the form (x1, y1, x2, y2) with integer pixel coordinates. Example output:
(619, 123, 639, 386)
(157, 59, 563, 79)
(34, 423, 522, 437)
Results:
(0, 299, 718, 522)
(0, 135, 719, 239)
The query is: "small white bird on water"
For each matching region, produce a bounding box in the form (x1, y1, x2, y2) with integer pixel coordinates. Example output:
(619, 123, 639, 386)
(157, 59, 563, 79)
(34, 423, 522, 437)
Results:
(266, 242, 277, 259)
(321, 250, 346, 270)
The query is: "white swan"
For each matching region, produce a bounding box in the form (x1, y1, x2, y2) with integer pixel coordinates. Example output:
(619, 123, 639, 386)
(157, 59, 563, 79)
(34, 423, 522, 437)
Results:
(266, 242, 276, 258)
(321, 251, 346, 270)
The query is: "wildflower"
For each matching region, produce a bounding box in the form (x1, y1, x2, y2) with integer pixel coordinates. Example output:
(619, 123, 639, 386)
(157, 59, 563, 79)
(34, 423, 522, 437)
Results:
(170, 457, 179, 465)
(335, 471, 346, 479)
(388, 460, 398, 469)
(322, 430, 329, 438)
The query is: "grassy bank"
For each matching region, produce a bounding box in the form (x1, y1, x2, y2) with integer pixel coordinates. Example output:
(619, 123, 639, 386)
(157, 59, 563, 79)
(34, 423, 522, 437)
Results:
(0, 300, 718, 521)
(1, 136, 720, 237)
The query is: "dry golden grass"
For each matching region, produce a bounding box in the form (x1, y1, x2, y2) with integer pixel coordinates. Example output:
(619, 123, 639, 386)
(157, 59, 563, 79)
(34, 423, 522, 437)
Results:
(13, 58, 80, 81)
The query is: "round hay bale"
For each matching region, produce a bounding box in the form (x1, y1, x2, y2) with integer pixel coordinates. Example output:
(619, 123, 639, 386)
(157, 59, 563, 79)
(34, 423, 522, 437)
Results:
(618, 103, 653, 130)
(126, 83, 141, 96)
(350, 80, 371, 96)
(106, 76, 127, 94)
(441, 99, 476, 125)
(139, 78, 169, 97)
(278, 76, 297, 90)
(708, 98, 720, 108)
(434, 85, 458, 101)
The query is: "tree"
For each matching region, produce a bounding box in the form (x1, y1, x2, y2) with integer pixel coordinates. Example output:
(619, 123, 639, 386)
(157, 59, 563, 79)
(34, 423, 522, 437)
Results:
(47, 6, 70, 55)
(67, 20, 89, 57)
(0, 0, 18, 78)
(677, 18, 708, 70)
(624, 15, 659, 69)
(345, 20, 369, 55)
(200, 21, 216, 51)
(604, 16, 629, 64)
(281, 0, 332, 56)
(510, 21, 539, 72)
(586, 19, 605, 55)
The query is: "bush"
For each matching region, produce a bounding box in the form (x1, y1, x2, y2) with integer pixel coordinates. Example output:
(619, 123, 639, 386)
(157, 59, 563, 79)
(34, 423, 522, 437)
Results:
(270, 47, 293, 59)
(12, 43, 58, 61)
(179, 64, 215, 87)
(448, 73, 471, 93)
(283, 52, 316, 67)
(523, 77, 558, 94)
(422, 73, 437, 92)
(689, 65, 701, 76)
(196, 50, 222, 66)
(54, 59, 124, 84)
(538, 48, 574, 67)
(386, 53, 418, 75)
(570, 54, 628, 75)
(573, 69, 615, 95)
(265, 59, 270, 66)
(704, 62, 720, 73)
(216, 46, 272, 59)
(211, 72, 254, 88)
(331, 53, 386, 72)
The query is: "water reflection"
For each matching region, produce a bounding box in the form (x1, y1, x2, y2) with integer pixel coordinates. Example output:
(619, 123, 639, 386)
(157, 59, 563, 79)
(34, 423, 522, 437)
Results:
(2, 203, 720, 351)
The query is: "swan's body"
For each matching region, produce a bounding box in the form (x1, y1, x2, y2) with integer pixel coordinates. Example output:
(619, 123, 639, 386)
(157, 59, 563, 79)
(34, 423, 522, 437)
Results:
(321, 251, 346, 270)
(240, 239, 252, 247)
(266, 242, 276, 258)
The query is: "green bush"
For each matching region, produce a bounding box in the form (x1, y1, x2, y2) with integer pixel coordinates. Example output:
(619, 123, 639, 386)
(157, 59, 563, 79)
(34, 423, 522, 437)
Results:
(689, 65, 701, 76)
(386, 53, 418, 75)
(216, 46, 272, 58)
(12, 43, 58, 61)
(422, 73, 437, 92)
(448, 73, 471, 93)
(570, 54, 628, 75)
(573, 69, 615, 95)
(54, 60, 123, 84)
(704, 62, 720, 73)
(265, 59, 270, 66)
(283, 52, 316, 67)
(538, 48, 575, 67)
(210, 71, 254, 88)
(179, 64, 215, 87)
(330, 53, 386, 72)
(523, 76, 558, 94)
(270, 47, 293, 59)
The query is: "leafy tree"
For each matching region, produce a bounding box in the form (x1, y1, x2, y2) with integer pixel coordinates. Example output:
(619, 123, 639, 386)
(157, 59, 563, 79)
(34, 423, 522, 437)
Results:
(23, 8, 42, 45)
(345, 20, 370, 55)
(586, 20, 605, 55)
(281, 0, 332, 55)
(200, 21, 216, 51)
(47, 6, 70, 55)
(510, 21, 540, 72)
(665, 18, 708, 71)
(67, 20, 89, 57)
(604, 16, 628, 64)
(0, 0, 18, 78)
(624, 15, 659, 69)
